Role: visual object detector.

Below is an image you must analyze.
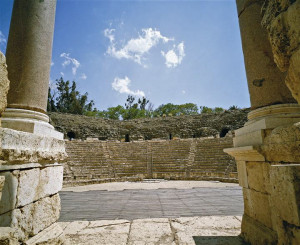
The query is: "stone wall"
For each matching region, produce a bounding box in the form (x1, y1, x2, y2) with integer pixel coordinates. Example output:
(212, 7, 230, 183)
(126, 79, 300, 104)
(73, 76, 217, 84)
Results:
(49, 109, 249, 141)
(63, 137, 237, 186)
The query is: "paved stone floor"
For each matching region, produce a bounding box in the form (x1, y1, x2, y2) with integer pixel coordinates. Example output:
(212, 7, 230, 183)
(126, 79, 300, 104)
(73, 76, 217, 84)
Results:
(60, 181, 243, 221)
(59, 181, 245, 244)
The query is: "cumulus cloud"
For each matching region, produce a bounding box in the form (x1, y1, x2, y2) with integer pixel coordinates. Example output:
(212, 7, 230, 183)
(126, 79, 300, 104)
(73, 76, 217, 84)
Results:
(161, 42, 185, 68)
(112, 76, 145, 97)
(105, 28, 173, 65)
(60, 53, 80, 75)
(80, 73, 87, 80)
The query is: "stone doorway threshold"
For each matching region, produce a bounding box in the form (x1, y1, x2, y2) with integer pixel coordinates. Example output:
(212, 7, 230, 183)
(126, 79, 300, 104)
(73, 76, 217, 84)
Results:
(59, 216, 244, 245)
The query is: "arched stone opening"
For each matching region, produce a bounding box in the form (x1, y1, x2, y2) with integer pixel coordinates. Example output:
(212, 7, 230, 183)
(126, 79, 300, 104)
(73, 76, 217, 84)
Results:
(219, 127, 230, 138)
(67, 131, 76, 140)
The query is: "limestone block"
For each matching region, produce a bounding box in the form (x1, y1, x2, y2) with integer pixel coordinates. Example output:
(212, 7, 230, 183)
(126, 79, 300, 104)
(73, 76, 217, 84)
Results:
(0, 51, 10, 116)
(241, 214, 277, 245)
(269, 164, 300, 226)
(262, 122, 300, 162)
(0, 128, 66, 164)
(243, 187, 273, 229)
(236, 161, 248, 188)
(0, 227, 18, 245)
(246, 161, 271, 193)
(0, 171, 19, 215)
(0, 194, 61, 241)
(40, 165, 63, 198)
(0, 165, 63, 213)
(25, 223, 65, 245)
(128, 218, 174, 245)
(17, 168, 40, 207)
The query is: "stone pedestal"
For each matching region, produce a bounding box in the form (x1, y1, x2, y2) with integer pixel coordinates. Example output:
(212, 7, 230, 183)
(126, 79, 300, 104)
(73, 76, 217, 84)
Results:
(0, 127, 66, 244)
(224, 104, 300, 244)
(1, 108, 63, 140)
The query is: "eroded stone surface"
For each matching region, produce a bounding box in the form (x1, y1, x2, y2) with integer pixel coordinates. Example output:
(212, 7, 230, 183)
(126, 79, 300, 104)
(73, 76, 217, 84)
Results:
(0, 170, 18, 214)
(262, 1, 300, 103)
(128, 218, 175, 245)
(0, 227, 18, 245)
(0, 51, 9, 118)
(60, 216, 242, 245)
(25, 223, 65, 245)
(63, 220, 130, 245)
(0, 194, 61, 241)
(0, 128, 66, 164)
(0, 165, 63, 213)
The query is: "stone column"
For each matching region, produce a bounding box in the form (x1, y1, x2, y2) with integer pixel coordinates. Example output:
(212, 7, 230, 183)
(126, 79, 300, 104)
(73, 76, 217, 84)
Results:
(2, 0, 62, 140)
(0, 1, 67, 244)
(223, 1, 300, 244)
(236, 0, 296, 110)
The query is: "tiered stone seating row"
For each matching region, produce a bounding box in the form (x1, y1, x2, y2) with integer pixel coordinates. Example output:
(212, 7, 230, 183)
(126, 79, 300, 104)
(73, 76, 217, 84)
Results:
(63, 137, 238, 186)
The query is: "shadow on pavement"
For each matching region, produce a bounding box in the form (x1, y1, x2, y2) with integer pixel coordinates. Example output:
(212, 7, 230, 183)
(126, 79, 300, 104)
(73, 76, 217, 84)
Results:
(193, 236, 247, 245)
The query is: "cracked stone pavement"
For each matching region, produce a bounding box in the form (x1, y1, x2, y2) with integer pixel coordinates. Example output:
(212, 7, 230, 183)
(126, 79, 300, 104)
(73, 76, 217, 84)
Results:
(59, 181, 245, 244)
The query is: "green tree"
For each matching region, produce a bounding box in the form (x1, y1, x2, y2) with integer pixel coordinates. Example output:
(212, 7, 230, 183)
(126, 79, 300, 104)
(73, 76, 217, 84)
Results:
(48, 77, 95, 115)
(200, 106, 213, 114)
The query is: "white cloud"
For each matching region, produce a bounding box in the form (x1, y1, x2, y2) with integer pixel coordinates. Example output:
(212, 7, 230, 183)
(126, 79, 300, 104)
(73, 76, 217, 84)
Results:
(80, 73, 87, 80)
(0, 31, 6, 51)
(182, 90, 186, 94)
(161, 42, 185, 68)
(60, 72, 64, 77)
(112, 76, 145, 97)
(105, 28, 173, 65)
(60, 53, 80, 75)
(104, 28, 115, 43)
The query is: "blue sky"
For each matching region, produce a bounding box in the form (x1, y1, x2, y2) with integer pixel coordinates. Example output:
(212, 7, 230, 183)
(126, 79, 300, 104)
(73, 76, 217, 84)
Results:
(0, 0, 250, 111)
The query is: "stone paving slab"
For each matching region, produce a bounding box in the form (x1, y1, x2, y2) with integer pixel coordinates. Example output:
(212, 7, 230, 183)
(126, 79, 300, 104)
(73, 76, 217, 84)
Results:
(60, 183, 243, 221)
(59, 216, 245, 245)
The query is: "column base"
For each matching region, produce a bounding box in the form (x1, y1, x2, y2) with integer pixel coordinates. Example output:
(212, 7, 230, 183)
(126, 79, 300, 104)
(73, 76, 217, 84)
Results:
(224, 104, 300, 245)
(2, 108, 63, 140)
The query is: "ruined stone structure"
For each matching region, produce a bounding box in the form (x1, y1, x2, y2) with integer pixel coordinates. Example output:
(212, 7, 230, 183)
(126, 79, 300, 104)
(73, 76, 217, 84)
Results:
(49, 109, 249, 141)
(0, 0, 299, 244)
(223, 1, 300, 244)
(0, 0, 66, 244)
(64, 137, 237, 186)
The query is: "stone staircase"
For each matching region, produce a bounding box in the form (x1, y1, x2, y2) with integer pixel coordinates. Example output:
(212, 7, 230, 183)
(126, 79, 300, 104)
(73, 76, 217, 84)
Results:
(63, 137, 238, 186)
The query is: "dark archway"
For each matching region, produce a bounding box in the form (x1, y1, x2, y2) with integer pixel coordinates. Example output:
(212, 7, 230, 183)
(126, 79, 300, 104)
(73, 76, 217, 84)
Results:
(125, 134, 130, 142)
(67, 131, 76, 140)
(219, 128, 230, 138)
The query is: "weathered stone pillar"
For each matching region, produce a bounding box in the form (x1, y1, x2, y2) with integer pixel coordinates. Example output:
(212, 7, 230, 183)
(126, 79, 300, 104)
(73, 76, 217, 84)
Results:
(236, 0, 296, 110)
(1, 0, 62, 140)
(224, 1, 300, 244)
(0, 1, 67, 244)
